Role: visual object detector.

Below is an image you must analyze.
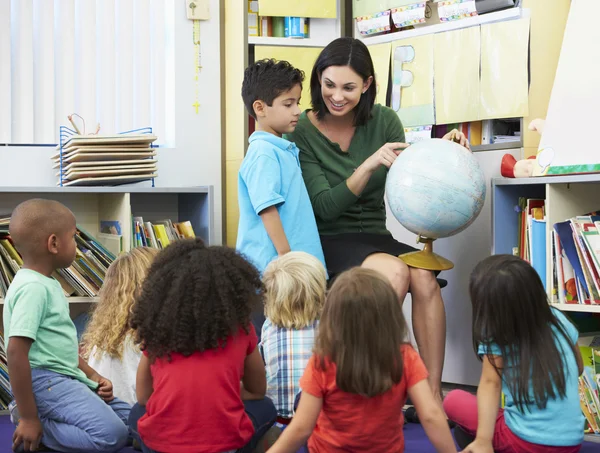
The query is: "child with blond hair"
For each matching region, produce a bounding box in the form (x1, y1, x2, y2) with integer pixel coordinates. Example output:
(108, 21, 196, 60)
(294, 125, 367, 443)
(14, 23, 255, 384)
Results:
(82, 246, 159, 406)
(260, 251, 327, 421)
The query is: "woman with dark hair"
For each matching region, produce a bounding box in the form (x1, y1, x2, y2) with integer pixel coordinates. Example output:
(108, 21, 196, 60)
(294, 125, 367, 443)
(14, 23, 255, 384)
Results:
(286, 37, 469, 405)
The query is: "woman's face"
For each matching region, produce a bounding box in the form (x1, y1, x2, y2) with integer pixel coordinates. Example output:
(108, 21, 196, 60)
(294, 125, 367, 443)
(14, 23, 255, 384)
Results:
(320, 65, 372, 118)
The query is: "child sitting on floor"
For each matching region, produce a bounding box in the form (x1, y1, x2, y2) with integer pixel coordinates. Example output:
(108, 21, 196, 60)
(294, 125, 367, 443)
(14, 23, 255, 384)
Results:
(260, 251, 327, 422)
(82, 246, 159, 406)
(268, 267, 457, 453)
(444, 255, 584, 453)
(127, 239, 277, 453)
(4, 199, 130, 453)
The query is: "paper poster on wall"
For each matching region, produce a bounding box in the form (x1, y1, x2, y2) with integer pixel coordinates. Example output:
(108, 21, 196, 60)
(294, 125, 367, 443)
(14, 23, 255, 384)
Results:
(533, 0, 600, 176)
(434, 27, 480, 125)
(480, 18, 530, 120)
(367, 43, 391, 107)
(391, 35, 434, 127)
(254, 46, 323, 113)
(259, 0, 337, 19)
(353, 0, 419, 17)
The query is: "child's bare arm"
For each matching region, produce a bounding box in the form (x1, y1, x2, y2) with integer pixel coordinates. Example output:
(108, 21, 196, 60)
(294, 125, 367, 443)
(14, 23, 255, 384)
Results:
(408, 380, 458, 453)
(241, 348, 267, 400)
(268, 392, 322, 453)
(136, 355, 154, 405)
(259, 206, 291, 256)
(8, 336, 43, 451)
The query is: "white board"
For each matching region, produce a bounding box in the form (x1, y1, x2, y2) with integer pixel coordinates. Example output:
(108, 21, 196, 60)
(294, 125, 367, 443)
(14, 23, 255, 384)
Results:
(534, 0, 600, 176)
(386, 147, 521, 386)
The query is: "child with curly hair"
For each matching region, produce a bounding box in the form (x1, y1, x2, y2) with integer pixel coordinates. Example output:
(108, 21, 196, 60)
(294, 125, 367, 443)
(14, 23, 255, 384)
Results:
(82, 247, 159, 406)
(127, 239, 277, 453)
(260, 251, 326, 421)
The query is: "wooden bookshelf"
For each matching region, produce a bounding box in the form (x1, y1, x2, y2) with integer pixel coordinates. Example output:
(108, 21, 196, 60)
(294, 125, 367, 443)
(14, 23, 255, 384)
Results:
(0, 185, 214, 305)
(492, 174, 600, 313)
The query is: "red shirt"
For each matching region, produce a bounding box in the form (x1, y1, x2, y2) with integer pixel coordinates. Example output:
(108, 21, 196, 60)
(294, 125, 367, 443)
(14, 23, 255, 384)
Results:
(300, 344, 428, 453)
(138, 325, 258, 453)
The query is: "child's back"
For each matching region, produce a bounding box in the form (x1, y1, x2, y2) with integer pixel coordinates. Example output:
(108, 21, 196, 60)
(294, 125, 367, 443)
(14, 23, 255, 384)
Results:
(83, 247, 158, 406)
(260, 252, 326, 419)
(237, 58, 325, 275)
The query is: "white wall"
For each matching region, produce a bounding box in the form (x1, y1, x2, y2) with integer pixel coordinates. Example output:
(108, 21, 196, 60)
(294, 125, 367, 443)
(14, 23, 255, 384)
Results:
(0, 0, 223, 244)
(386, 147, 521, 386)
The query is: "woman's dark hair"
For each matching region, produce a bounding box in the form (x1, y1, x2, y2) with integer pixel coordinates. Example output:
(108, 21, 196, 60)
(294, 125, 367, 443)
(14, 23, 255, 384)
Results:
(310, 37, 377, 127)
(315, 267, 407, 397)
(130, 239, 263, 360)
(470, 254, 578, 412)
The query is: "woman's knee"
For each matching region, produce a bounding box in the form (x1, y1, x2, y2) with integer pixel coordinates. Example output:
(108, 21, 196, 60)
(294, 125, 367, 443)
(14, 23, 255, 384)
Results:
(362, 253, 410, 298)
(409, 268, 441, 299)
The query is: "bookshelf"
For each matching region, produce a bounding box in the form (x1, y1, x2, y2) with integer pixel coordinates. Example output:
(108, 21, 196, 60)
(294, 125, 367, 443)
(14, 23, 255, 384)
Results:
(0, 185, 214, 305)
(492, 174, 600, 314)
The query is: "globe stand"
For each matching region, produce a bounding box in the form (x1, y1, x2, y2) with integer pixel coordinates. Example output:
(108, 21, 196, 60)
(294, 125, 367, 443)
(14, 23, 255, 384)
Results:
(399, 236, 454, 271)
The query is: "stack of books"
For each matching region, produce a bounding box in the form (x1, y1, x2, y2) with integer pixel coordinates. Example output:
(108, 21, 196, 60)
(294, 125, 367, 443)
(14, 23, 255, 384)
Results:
(579, 335, 600, 435)
(0, 225, 115, 299)
(132, 217, 196, 249)
(51, 134, 158, 186)
(0, 333, 11, 409)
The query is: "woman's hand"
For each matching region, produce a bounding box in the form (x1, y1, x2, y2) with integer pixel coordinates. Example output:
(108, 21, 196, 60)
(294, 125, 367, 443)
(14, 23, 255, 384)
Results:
(443, 129, 470, 150)
(362, 142, 409, 173)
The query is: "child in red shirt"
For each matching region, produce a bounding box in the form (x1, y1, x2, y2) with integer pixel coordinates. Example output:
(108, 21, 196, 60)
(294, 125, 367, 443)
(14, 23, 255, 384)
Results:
(127, 239, 277, 453)
(268, 267, 458, 453)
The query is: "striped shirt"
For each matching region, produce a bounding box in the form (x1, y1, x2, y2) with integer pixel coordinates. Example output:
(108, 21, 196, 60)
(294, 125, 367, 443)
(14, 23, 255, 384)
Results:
(260, 318, 318, 418)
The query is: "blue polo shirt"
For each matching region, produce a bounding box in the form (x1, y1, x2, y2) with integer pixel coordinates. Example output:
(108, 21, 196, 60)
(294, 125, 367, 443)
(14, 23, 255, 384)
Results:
(236, 131, 326, 275)
(478, 308, 583, 446)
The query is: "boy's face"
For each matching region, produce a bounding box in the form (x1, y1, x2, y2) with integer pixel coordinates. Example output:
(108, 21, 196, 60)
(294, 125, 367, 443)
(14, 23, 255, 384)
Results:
(53, 219, 78, 269)
(258, 84, 302, 137)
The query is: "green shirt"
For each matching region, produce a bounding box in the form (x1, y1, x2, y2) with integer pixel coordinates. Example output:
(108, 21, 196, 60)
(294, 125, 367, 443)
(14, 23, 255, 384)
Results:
(3, 269, 97, 389)
(286, 104, 405, 236)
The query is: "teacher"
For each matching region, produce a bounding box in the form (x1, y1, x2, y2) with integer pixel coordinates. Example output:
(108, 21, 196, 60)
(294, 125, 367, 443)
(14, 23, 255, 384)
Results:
(287, 37, 469, 405)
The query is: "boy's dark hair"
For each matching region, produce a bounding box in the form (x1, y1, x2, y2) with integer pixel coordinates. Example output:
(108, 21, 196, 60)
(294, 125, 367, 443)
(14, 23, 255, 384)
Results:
(470, 254, 578, 412)
(310, 37, 376, 127)
(241, 58, 304, 120)
(315, 267, 407, 397)
(130, 239, 264, 360)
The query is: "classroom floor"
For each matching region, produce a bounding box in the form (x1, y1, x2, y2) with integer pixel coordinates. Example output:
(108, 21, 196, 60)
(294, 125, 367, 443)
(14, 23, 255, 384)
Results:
(0, 415, 597, 453)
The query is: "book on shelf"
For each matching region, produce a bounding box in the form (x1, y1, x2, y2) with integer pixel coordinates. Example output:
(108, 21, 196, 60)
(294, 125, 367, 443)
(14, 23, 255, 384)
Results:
(0, 332, 12, 410)
(0, 224, 116, 299)
(130, 217, 196, 249)
(578, 335, 600, 435)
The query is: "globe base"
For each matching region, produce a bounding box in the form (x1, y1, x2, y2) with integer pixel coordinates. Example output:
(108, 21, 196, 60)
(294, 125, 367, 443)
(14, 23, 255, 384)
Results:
(398, 237, 454, 271)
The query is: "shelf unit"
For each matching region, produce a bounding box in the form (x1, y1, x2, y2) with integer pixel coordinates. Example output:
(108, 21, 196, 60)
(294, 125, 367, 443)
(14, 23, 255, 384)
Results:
(354, 7, 525, 45)
(492, 174, 600, 314)
(0, 185, 214, 306)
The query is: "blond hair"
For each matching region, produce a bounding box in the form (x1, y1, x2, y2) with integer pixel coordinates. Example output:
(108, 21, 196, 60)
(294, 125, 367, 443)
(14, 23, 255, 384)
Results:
(263, 251, 327, 329)
(82, 247, 159, 360)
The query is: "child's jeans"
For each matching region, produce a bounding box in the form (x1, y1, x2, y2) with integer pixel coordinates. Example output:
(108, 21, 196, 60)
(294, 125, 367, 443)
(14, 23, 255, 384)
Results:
(443, 390, 582, 453)
(129, 397, 277, 453)
(20, 368, 131, 453)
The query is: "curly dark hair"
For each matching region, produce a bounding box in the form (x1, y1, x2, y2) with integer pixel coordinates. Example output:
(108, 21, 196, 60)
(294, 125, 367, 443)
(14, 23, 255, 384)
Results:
(241, 58, 305, 119)
(129, 239, 264, 360)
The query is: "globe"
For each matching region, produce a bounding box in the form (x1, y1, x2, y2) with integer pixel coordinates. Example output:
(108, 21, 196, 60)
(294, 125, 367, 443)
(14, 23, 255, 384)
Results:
(385, 138, 486, 270)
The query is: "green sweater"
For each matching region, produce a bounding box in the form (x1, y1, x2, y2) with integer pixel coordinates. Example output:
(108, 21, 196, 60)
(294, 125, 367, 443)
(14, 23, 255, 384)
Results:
(286, 104, 405, 236)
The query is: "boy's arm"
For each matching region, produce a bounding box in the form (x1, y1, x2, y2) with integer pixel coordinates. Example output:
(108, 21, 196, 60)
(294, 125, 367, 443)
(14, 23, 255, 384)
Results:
(408, 379, 458, 453)
(78, 356, 114, 402)
(136, 354, 154, 406)
(78, 355, 100, 380)
(8, 336, 43, 451)
(259, 206, 291, 256)
(267, 392, 322, 453)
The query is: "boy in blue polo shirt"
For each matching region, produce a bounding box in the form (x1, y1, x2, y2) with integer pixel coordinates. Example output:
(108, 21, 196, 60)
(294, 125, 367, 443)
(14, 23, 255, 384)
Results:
(237, 59, 326, 276)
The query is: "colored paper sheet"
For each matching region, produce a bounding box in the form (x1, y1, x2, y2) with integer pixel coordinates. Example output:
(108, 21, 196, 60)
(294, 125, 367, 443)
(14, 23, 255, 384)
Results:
(480, 18, 530, 120)
(254, 46, 323, 113)
(433, 27, 480, 125)
(368, 43, 392, 107)
(353, 0, 420, 18)
(534, 0, 600, 176)
(391, 35, 434, 127)
(259, 0, 337, 19)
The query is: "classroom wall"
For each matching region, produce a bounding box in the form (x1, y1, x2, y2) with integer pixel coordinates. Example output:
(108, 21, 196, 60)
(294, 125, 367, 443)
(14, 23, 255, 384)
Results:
(0, 2, 223, 245)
